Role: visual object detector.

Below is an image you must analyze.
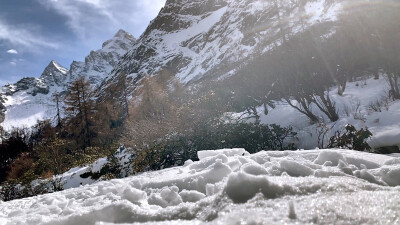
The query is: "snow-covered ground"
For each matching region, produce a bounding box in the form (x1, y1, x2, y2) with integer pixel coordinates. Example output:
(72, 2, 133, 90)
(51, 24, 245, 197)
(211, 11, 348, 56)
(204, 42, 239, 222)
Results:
(1, 148, 400, 225)
(259, 76, 400, 150)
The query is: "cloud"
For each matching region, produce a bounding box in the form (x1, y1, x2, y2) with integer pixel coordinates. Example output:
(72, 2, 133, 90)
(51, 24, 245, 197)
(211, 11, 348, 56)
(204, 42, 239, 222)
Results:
(9, 61, 16, 66)
(6, 49, 18, 54)
(38, 0, 166, 39)
(0, 20, 59, 50)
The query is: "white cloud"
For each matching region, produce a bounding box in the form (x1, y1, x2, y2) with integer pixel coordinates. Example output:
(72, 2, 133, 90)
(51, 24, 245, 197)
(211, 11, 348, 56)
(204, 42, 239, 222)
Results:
(9, 61, 17, 66)
(38, 0, 166, 39)
(0, 20, 59, 50)
(7, 49, 18, 54)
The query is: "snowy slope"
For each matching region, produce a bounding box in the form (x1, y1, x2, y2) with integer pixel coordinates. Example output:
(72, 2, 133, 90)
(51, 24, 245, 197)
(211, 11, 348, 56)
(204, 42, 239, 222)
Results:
(1, 148, 400, 224)
(0, 30, 136, 130)
(258, 76, 400, 150)
(1, 85, 63, 130)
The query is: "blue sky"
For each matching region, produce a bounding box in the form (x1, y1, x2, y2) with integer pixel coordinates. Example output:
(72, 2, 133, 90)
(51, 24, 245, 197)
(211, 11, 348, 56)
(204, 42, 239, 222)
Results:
(0, 0, 166, 85)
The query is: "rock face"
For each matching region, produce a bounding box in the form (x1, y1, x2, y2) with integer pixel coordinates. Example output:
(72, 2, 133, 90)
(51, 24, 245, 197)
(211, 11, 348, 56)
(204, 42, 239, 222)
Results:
(0, 30, 136, 129)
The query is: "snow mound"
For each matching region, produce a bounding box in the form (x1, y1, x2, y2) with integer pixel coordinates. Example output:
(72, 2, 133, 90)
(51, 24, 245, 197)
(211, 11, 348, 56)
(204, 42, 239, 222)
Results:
(1, 149, 400, 225)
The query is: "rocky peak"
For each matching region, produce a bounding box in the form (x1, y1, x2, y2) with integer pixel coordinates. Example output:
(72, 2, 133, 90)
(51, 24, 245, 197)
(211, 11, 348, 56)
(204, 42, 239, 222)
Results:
(114, 29, 134, 40)
(69, 29, 137, 85)
(40, 60, 69, 86)
(101, 29, 137, 53)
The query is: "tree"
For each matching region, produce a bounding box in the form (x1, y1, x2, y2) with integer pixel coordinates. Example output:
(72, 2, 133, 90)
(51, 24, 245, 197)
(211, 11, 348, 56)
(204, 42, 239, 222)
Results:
(52, 92, 63, 128)
(123, 75, 177, 147)
(64, 77, 96, 149)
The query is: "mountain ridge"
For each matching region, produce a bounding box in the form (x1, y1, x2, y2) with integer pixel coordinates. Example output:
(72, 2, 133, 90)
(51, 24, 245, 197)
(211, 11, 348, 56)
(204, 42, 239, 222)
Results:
(0, 29, 136, 129)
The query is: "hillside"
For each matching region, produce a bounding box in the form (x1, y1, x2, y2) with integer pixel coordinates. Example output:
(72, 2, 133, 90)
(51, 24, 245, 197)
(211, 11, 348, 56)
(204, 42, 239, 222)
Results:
(103, 0, 342, 85)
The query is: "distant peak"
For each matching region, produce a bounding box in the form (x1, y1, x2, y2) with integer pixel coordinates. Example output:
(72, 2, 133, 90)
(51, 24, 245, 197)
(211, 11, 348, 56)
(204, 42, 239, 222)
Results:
(41, 60, 68, 80)
(113, 29, 135, 39)
(46, 60, 67, 71)
(50, 60, 61, 67)
(102, 29, 136, 49)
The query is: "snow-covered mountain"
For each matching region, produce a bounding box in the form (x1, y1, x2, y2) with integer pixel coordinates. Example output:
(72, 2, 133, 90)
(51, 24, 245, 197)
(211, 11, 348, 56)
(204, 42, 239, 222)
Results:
(0, 30, 136, 130)
(104, 0, 342, 85)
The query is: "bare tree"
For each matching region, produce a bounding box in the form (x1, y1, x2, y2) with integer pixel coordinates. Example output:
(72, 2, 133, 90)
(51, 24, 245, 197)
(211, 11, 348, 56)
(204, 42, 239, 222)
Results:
(52, 92, 63, 128)
(64, 77, 96, 149)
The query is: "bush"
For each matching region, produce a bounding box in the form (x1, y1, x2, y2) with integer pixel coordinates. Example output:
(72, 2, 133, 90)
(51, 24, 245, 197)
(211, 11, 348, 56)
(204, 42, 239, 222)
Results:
(0, 174, 64, 201)
(327, 124, 372, 151)
(367, 95, 390, 113)
(80, 147, 126, 181)
(131, 122, 297, 173)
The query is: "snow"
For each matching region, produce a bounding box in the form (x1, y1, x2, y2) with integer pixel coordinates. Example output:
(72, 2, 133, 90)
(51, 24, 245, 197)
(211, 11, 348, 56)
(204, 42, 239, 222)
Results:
(197, 148, 248, 160)
(162, 7, 227, 48)
(1, 86, 61, 130)
(50, 61, 69, 75)
(305, 0, 342, 24)
(1, 148, 400, 224)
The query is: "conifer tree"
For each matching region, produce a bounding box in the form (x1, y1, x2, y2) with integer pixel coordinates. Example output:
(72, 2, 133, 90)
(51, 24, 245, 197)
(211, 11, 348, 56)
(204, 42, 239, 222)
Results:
(64, 77, 96, 149)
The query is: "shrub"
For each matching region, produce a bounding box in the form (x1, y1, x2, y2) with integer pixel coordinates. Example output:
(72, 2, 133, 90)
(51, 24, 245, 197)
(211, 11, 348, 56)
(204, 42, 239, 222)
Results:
(367, 95, 390, 113)
(327, 124, 372, 151)
(80, 147, 125, 181)
(0, 174, 64, 201)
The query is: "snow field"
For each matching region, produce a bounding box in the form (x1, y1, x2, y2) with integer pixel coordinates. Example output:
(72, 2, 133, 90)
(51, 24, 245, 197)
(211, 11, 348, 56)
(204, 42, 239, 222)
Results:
(259, 76, 400, 150)
(1, 148, 400, 224)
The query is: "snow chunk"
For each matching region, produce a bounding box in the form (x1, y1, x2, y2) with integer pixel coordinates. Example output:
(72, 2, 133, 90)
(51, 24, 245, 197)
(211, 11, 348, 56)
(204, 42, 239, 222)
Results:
(241, 162, 268, 175)
(280, 159, 314, 177)
(148, 186, 182, 208)
(179, 190, 206, 202)
(197, 148, 248, 160)
(122, 187, 147, 204)
(314, 150, 346, 166)
(224, 172, 288, 203)
(380, 166, 400, 186)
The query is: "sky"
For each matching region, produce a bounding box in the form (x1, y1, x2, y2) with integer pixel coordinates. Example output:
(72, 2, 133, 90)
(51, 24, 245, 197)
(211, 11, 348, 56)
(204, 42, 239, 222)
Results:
(0, 0, 166, 85)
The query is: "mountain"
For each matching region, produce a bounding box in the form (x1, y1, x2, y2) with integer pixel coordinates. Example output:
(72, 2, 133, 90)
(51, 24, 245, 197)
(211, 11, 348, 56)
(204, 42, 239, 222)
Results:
(0, 30, 136, 130)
